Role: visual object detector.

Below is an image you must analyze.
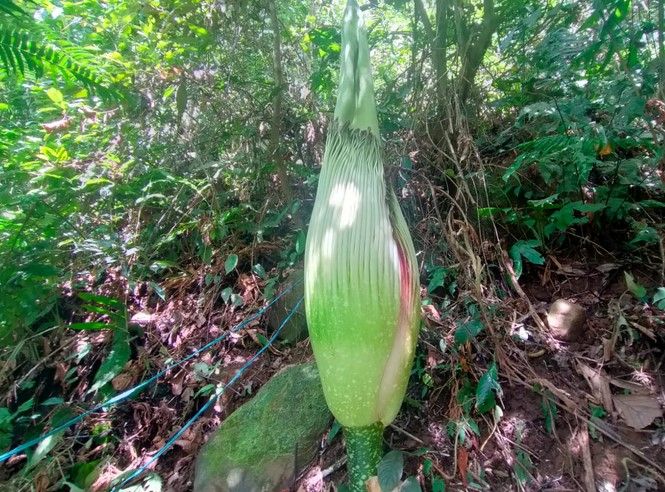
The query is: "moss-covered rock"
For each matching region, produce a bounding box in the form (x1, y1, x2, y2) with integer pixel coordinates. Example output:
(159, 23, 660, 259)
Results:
(193, 363, 331, 492)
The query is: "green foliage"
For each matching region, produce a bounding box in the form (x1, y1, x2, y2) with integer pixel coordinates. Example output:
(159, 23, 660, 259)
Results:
(589, 404, 607, 440)
(513, 449, 533, 486)
(0, 0, 664, 487)
(489, 0, 664, 252)
(377, 450, 423, 492)
(653, 288, 665, 310)
(539, 389, 558, 434)
(624, 272, 648, 301)
(224, 254, 239, 274)
(454, 304, 484, 346)
(73, 293, 131, 394)
(0, 26, 120, 96)
(422, 458, 446, 492)
(509, 240, 544, 279)
(475, 362, 501, 413)
(378, 450, 403, 491)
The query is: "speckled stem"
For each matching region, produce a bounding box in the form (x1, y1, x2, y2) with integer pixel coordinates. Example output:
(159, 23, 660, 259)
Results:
(344, 423, 384, 492)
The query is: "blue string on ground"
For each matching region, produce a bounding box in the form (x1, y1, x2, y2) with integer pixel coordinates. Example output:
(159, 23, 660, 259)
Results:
(110, 297, 304, 492)
(0, 282, 297, 464)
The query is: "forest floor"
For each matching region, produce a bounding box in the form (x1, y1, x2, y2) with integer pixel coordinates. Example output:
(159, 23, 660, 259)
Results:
(1, 253, 665, 492)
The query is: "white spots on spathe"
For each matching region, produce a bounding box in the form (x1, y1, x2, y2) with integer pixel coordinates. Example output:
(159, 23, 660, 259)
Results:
(388, 237, 400, 275)
(321, 227, 335, 259)
(328, 182, 361, 229)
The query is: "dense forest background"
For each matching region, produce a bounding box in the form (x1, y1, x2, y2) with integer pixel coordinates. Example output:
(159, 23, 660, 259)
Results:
(1, 0, 665, 490)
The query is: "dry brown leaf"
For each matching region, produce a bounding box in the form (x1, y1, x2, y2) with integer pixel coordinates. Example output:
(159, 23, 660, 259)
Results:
(613, 394, 663, 429)
(365, 476, 381, 492)
(602, 337, 615, 362)
(42, 116, 71, 133)
(112, 372, 134, 391)
(609, 378, 651, 395)
(577, 361, 613, 413)
(130, 311, 153, 325)
(628, 321, 656, 340)
(34, 471, 50, 492)
(596, 263, 620, 273)
(576, 426, 595, 492)
(423, 304, 441, 323)
(171, 370, 185, 396)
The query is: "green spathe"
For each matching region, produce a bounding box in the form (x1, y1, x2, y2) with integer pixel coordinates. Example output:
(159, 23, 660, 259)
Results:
(304, 0, 420, 431)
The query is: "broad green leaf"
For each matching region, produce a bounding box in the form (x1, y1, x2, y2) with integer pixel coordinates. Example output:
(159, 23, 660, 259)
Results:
(295, 230, 306, 255)
(653, 287, 665, 310)
(78, 293, 123, 308)
(256, 333, 269, 347)
(69, 459, 102, 489)
(194, 384, 216, 398)
(514, 450, 533, 485)
(527, 194, 559, 207)
(502, 154, 527, 182)
(399, 477, 422, 492)
(427, 266, 447, 293)
(541, 391, 558, 434)
(41, 397, 64, 406)
(454, 319, 484, 346)
(70, 322, 112, 331)
(476, 362, 500, 413)
(149, 282, 166, 301)
(16, 397, 34, 414)
(252, 263, 267, 279)
(509, 240, 544, 279)
(0, 408, 12, 451)
(432, 478, 446, 492)
(221, 287, 232, 304)
(25, 433, 62, 471)
(150, 260, 178, 273)
(46, 87, 65, 108)
(624, 272, 647, 301)
(378, 450, 404, 492)
(225, 254, 238, 274)
(83, 178, 113, 188)
(89, 327, 130, 393)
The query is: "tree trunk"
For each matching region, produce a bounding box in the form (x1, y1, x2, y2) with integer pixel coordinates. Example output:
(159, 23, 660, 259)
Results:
(457, 0, 497, 106)
(659, 0, 665, 98)
(414, 0, 450, 125)
(267, 0, 293, 204)
(433, 0, 448, 114)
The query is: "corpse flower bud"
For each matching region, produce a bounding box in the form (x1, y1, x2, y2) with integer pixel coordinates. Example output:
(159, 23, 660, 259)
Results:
(304, 0, 420, 488)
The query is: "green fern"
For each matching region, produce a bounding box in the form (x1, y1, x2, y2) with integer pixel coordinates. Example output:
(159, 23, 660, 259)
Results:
(0, 0, 25, 17)
(0, 25, 123, 99)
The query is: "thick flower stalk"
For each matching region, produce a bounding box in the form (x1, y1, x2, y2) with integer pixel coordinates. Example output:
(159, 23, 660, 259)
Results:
(304, 1, 420, 489)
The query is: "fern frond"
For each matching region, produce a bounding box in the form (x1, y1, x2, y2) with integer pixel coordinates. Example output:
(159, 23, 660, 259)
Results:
(0, 25, 124, 100)
(0, 0, 25, 17)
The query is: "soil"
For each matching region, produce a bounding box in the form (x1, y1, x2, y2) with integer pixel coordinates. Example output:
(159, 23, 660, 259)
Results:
(1, 256, 664, 492)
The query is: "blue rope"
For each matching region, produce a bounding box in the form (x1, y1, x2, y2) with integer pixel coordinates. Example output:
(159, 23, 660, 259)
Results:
(111, 297, 304, 491)
(0, 283, 297, 464)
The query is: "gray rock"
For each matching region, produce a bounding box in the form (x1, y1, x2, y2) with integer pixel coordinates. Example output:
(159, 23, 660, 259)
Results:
(194, 363, 331, 492)
(547, 299, 586, 341)
(267, 270, 307, 344)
